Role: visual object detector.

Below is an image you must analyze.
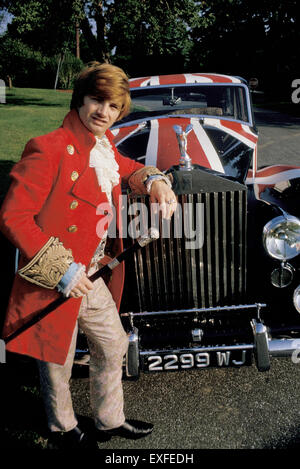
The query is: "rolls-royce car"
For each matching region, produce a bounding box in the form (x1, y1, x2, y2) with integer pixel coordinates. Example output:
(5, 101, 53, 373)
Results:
(100, 72, 300, 377)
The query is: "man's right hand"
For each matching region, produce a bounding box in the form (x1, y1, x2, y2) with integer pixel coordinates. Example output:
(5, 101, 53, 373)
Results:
(69, 273, 94, 298)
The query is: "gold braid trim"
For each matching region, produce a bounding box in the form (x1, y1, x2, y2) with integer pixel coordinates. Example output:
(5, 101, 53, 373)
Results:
(18, 237, 74, 289)
(128, 166, 171, 194)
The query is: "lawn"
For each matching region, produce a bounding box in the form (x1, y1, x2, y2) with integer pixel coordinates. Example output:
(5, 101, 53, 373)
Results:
(0, 87, 71, 200)
(0, 87, 71, 162)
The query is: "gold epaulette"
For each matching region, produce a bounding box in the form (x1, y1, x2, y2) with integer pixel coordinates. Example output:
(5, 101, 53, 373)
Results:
(18, 237, 74, 289)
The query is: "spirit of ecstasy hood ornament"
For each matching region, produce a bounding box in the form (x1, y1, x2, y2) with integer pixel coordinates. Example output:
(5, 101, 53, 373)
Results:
(173, 124, 193, 170)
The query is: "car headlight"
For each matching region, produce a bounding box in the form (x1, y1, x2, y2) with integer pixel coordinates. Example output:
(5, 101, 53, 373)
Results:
(294, 285, 300, 313)
(263, 214, 300, 261)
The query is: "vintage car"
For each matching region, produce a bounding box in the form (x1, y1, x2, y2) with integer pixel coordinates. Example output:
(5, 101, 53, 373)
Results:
(94, 72, 300, 378)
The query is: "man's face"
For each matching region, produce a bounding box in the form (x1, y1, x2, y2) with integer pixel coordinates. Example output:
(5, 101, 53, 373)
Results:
(78, 95, 122, 137)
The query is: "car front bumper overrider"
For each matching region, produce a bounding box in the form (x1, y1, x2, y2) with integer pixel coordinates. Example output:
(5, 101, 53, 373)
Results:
(122, 304, 300, 377)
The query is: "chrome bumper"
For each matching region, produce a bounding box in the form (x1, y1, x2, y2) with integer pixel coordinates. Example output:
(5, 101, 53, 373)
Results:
(125, 320, 300, 377)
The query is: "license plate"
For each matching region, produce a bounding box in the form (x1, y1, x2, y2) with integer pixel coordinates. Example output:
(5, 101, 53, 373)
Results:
(142, 347, 252, 372)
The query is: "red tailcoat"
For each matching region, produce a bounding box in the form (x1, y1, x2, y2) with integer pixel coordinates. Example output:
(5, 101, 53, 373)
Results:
(0, 109, 143, 364)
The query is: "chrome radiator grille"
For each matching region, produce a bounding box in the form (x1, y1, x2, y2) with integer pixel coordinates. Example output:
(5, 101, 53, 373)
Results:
(124, 185, 247, 313)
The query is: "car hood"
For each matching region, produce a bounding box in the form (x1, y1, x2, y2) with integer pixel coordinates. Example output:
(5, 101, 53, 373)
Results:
(112, 116, 258, 183)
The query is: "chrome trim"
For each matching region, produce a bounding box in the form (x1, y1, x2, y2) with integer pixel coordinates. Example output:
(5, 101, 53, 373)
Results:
(268, 338, 300, 357)
(173, 123, 193, 170)
(191, 328, 204, 342)
(121, 303, 267, 318)
(126, 191, 247, 311)
(293, 285, 300, 314)
(126, 327, 140, 378)
(135, 338, 300, 359)
(140, 343, 253, 356)
(251, 319, 270, 372)
(270, 263, 294, 288)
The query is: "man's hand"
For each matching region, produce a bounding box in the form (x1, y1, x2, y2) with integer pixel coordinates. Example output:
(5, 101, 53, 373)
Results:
(149, 180, 177, 219)
(69, 272, 94, 298)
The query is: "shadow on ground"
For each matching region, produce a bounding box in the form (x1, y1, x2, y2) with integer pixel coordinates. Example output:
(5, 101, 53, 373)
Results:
(0, 160, 15, 201)
(0, 355, 93, 449)
(254, 107, 300, 128)
(263, 427, 300, 449)
(0, 354, 48, 448)
(4, 96, 67, 107)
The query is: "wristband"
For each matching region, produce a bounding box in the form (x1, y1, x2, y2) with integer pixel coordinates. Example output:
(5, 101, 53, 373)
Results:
(145, 174, 172, 194)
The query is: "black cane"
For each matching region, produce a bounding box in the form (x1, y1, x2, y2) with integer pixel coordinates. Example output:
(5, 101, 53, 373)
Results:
(2, 228, 159, 345)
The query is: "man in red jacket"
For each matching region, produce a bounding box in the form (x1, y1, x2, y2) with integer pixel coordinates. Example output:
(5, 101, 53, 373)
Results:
(0, 63, 177, 448)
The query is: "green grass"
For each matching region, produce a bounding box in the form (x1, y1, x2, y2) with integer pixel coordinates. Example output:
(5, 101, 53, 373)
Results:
(0, 87, 71, 163)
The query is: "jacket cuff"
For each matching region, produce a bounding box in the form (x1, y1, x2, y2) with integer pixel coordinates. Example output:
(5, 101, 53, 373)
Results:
(57, 262, 86, 297)
(128, 166, 172, 194)
(145, 174, 172, 193)
(18, 237, 74, 289)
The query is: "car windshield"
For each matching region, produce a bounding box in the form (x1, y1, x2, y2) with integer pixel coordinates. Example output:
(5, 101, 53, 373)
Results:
(118, 84, 249, 124)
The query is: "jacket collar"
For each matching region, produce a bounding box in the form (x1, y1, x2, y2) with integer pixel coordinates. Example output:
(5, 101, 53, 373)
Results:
(62, 108, 96, 153)
(62, 110, 105, 207)
(61, 110, 120, 210)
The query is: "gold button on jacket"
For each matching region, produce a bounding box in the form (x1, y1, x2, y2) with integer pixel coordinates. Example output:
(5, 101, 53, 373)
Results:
(67, 144, 75, 155)
(70, 200, 78, 210)
(71, 171, 79, 182)
(67, 225, 78, 233)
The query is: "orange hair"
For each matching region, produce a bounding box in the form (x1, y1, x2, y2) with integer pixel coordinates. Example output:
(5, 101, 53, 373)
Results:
(71, 62, 131, 120)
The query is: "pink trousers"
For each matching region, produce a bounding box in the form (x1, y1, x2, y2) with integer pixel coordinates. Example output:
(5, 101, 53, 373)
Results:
(36, 277, 129, 432)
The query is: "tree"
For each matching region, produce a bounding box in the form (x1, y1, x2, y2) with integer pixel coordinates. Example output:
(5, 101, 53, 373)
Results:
(107, 0, 202, 75)
(189, 0, 300, 93)
(1, 0, 299, 89)
(0, 36, 51, 87)
(0, 0, 111, 62)
(0, 0, 204, 74)
(0, 0, 86, 87)
(1, 0, 81, 57)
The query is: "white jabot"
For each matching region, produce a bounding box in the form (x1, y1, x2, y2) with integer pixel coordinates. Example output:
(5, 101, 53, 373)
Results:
(88, 135, 119, 274)
(89, 135, 120, 203)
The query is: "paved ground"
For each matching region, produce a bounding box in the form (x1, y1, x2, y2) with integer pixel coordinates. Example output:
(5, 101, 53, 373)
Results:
(255, 107, 300, 166)
(70, 357, 300, 450)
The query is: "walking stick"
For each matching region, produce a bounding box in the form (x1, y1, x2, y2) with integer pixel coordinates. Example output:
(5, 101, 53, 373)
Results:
(1, 228, 159, 347)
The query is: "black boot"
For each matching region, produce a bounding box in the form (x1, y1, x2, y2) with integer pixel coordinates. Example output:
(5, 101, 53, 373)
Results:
(48, 426, 99, 449)
(96, 420, 153, 441)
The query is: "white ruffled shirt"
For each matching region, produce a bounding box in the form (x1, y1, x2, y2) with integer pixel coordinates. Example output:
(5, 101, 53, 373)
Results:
(88, 134, 120, 274)
(89, 135, 120, 204)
